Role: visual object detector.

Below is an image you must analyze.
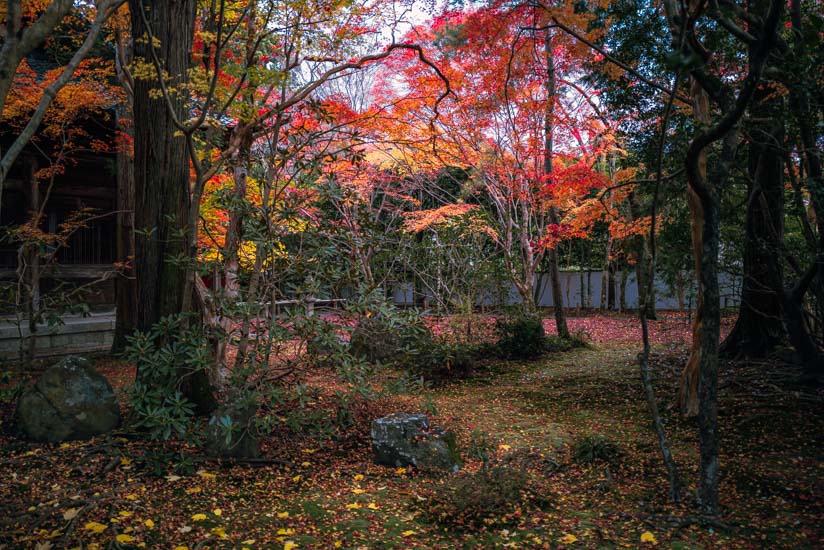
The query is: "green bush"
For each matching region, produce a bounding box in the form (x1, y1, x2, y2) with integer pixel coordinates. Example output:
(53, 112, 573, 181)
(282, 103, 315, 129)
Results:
(123, 315, 204, 440)
(349, 311, 434, 364)
(495, 314, 547, 359)
(544, 331, 590, 353)
(408, 341, 477, 381)
(573, 433, 623, 464)
(422, 465, 528, 527)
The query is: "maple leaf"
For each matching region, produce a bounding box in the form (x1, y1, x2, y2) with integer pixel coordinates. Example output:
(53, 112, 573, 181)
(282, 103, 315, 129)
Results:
(84, 522, 107, 534)
(559, 533, 578, 544)
(641, 531, 658, 544)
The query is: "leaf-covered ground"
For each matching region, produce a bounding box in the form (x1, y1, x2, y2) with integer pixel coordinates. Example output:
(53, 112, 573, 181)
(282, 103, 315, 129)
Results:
(1, 314, 821, 549)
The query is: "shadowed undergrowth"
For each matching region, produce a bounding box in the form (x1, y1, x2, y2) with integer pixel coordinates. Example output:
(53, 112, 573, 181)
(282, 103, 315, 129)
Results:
(0, 329, 821, 548)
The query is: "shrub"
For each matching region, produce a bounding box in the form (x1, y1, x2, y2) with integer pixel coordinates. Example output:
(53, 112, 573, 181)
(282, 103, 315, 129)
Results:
(544, 331, 590, 353)
(495, 314, 547, 359)
(573, 433, 623, 464)
(123, 315, 206, 440)
(408, 341, 477, 382)
(349, 312, 434, 364)
(422, 465, 528, 527)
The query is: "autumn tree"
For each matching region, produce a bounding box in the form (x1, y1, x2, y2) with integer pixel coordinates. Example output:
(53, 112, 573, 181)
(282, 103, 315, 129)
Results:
(379, 3, 608, 330)
(0, 0, 124, 203)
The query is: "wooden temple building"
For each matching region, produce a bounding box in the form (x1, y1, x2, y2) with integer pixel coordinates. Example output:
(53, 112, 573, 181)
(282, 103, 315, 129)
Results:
(0, 51, 123, 360)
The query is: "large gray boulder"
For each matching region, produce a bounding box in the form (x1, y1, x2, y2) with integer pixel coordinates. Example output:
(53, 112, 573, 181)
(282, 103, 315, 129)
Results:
(16, 356, 120, 442)
(204, 402, 260, 459)
(371, 413, 460, 472)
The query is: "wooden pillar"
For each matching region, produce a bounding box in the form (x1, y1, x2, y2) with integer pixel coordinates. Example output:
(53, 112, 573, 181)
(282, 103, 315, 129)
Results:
(23, 156, 40, 364)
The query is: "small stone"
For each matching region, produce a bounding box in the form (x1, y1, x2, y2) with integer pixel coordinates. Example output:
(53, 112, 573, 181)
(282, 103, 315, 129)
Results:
(16, 356, 120, 442)
(204, 402, 260, 459)
(371, 413, 460, 472)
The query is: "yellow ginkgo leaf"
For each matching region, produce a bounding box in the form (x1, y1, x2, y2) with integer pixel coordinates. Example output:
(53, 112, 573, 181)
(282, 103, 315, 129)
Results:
(395, 468, 407, 475)
(212, 509, 222, 517)
(197, 470, 216, 479)
(367, 503, 378, 510)
(346, 503, 361, 510)
(353, 474, 364, 481)
(210, 527, 227, 538)
(277, 511, 289, 519)
(191, 514, 207, 522)
(498, 444, 511, 451)
(300, 461, 311, 467)
(559, 533, 578, 544)
(115, 534, 134, 543)
(120, 458, 132, 466)
(402, 530, 416, 537)
(352, 489, 365, 494)
(641, 531, 658, 544)
(292, 475, 302, 483)
(277, 528, 295, 535)
(118, 511, 133, 517)
(84, 522, 107, 534)
(284, 541, 298, 550)
(185, 487, 201, 494)
(173, 546, 188, 550)
(144, 519, 155, 528)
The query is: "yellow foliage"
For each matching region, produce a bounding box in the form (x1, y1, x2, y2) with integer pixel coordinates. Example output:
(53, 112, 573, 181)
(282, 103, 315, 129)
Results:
(83, 522, 106, 534)
(641, 531, 658, 544)
(559, 533, 578, 544)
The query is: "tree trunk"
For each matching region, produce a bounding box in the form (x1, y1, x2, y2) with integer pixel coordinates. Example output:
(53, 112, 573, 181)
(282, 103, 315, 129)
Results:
(786, 0, 824, 367)
(112, 106, 138, 353)
(22, 157, 40, 365)
(607, 264, 614, 310)
(129, 0, 216, 414)
(545, 29, 569, 338)
(697, 190, 721, 515)
(223, 129, 253, 299)
(677, 76, 709, 418)
(720, 71, 786, 358)
(619, 266, 628, 312)
(784, 262, 824, 379)
(600, 238, 611, 312)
